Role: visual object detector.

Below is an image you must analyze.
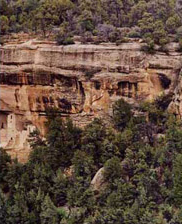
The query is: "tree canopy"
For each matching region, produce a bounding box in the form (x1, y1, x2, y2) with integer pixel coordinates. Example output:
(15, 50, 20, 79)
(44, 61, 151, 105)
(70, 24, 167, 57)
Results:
(1, 98, 182, 223)
(0, 0, 181, 46)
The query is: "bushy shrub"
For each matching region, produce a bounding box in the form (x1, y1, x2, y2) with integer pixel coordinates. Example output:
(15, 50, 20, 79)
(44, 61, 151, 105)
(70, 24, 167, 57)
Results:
(104, 157, 122, 182)
(56, 33, 75, 45)
(0, 15, 9, 34)
(176, 26, 182, 40)
(56, 26, 75, 46)
(141, 36, 155, 54)
(128, 31, 141, 38)
(96, 24, 115, 42)
(80, 31, 93, 44)
(108, 29, 121, 43)
(166, 15, 181, 34)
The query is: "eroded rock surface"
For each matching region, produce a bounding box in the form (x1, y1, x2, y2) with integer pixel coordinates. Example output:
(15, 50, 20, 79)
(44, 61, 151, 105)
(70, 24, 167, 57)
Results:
(91, 167, 105, 192)
(0, 40, 181, 161)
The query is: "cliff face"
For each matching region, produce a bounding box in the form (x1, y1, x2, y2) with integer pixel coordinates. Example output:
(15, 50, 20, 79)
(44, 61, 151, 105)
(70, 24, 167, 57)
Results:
(0, 40, 181, 161)
(169, 69, 182, 117)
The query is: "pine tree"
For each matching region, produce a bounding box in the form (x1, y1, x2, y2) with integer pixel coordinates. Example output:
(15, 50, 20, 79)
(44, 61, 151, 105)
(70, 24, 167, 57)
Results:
(81, 118, 107, 167)
(40, 194, 59, 224)
(112, 99, 132, 131)
(0, 147, 11, 185)
(173, 154, 182, 205)
(0, 190, 7, 223)
(51, 169, 68, 206)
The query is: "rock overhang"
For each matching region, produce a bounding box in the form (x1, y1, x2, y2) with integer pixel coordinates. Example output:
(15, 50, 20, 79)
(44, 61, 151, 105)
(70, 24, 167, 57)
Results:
(0, 39, 182, 161)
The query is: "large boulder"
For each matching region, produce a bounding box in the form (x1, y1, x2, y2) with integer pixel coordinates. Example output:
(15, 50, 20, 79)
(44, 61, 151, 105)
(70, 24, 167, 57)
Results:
(91, 167, 105, 192)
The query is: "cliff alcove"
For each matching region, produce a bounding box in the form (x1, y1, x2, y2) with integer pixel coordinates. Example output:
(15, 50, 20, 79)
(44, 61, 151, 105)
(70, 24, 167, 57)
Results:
(0, 40, 182, 161)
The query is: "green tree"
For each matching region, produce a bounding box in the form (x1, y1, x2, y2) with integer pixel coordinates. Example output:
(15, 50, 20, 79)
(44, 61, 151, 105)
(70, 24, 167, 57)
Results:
(153, 20, 168, 46)
(45, 113, 81, 169)
(102, 0, 124, 27)
(112, 99, 132, 131)
(0, 190, 7, 223)
(72, 150, 95, 178)
(81, 118, 106, 167)
(51, 169, 68, 206)
(0, 148, 11, 187)
(36, 0, 73, 37)
(173, 154, 182, 205)
(176, 0, 182, 20)
(139, 12, 154, 36)
(40, 194, 60, 224)
(0, 15, 9, 34)
(67, 150, 95, 220)
(56, 22, 75, 45)
(129, 0, 147, 26)
(166, 15, 181, 34)
(78, 0, 102, 33)
(104, 156, 122, 183)
(7, 190, 33, 224)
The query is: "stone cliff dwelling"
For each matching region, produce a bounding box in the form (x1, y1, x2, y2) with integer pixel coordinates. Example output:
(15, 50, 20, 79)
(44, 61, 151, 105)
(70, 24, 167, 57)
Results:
(0, 99, 35, 149)
(0, 40, 181, 162)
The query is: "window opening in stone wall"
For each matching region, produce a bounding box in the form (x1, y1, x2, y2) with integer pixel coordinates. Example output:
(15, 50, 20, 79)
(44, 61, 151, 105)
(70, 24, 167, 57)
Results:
(95, 81, 101, 90)
(134, 83, 138, 93)
(128, 83, 132, 91)
(1, 123, 4, 129)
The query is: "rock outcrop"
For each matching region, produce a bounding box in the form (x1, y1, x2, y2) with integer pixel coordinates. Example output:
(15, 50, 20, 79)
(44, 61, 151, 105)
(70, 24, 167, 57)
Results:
(169, 69, 182, 117)
(91, 167, 105, 192)
(0, 39, 181, 161)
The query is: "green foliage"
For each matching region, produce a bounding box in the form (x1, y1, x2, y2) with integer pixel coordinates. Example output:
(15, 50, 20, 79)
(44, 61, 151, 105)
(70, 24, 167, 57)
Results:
(44, 112, 81, 169)
(1, 99, 182, 223)
(173, 154, 182, 206)
(141, 36, 155, 54)
(139, 12, 169, 49)
(57, 36, 74, 45)
(128, 30, 141, 38)
(166, 15, 181, 34)
(139, 101, 168, 126)
(0, 15, 9, 34)
(112, 98, 132, 131)
(177, 26, 182, 40)
(0, 148, 11, 185)
(28, 128, 45, 149)
(81, 118, 107, 167)
(153, 20, 169, 46)
(0, 190, 7, 223)
(40, 194, 60, 224)
(139, 13, 154, 36)
(0, 0, 181, 46)
(56, 23, 75, 45)
(72, 150, 95, 178)
(51, 169, 68, 206)
(104, 157, 122, 182)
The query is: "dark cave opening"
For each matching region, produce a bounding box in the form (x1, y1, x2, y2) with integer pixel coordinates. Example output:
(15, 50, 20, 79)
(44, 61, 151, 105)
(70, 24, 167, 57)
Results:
(94, 81, 101, 90)
(158, 74, 171, 89)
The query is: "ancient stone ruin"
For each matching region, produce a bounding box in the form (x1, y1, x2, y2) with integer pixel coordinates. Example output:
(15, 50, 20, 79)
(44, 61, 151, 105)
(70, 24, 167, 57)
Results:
(0, 99, 35, 161)
(0, 39, 182, 161)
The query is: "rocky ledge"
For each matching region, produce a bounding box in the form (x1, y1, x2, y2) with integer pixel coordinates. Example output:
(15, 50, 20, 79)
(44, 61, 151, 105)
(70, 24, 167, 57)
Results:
(0, 39, 182, 161)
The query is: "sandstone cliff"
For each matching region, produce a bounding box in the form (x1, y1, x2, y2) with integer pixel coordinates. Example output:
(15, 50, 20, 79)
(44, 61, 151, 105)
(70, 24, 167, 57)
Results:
(0, 39, 181, 161)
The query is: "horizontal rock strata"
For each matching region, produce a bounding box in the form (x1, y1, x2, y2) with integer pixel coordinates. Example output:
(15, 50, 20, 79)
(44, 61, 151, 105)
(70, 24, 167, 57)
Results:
(0, 40, 181, 161)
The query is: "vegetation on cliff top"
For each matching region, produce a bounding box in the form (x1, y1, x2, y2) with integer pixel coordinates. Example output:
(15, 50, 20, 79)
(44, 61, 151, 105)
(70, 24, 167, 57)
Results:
(0, 0, 182, 47)
(1, 98, 182, 223)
